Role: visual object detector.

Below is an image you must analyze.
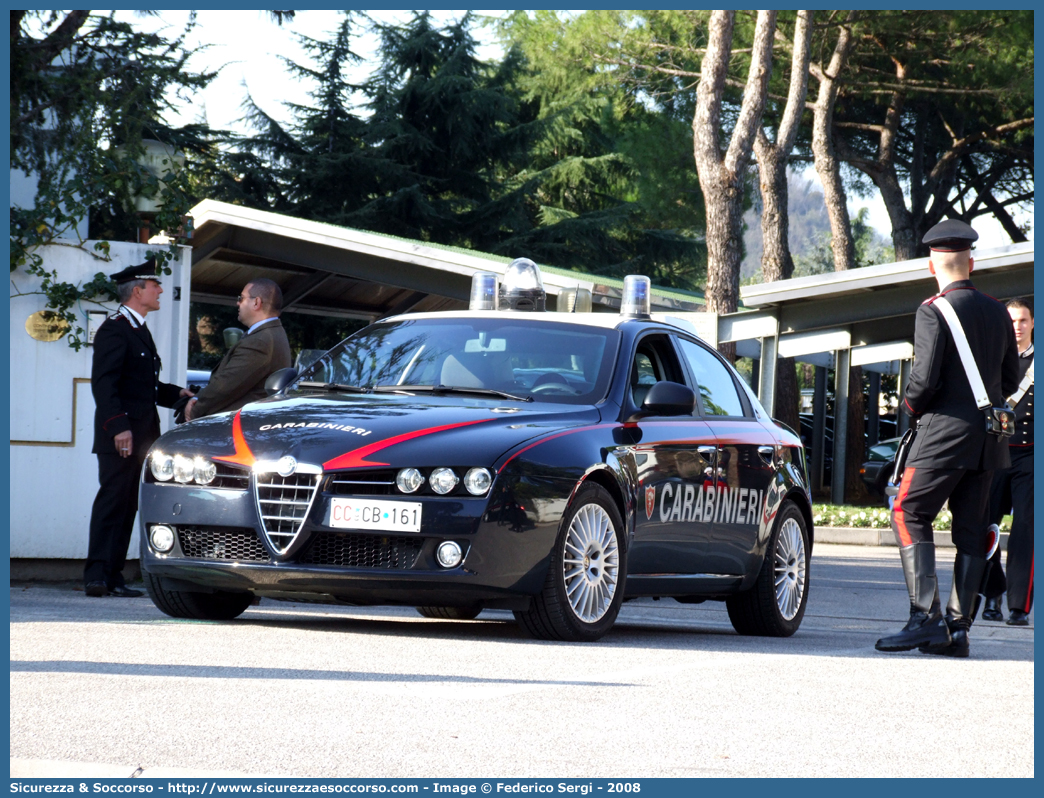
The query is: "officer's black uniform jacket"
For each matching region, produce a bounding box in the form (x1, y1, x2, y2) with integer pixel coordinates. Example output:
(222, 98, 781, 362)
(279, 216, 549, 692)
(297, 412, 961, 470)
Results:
(904, 279, 1020, 469)
(1009, 343, 1033, 448)
(91, 309, 182, 455)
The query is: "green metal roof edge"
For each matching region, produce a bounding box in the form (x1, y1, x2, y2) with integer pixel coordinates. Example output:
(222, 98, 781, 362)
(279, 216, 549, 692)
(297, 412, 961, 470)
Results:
(291, 213, 705, 305)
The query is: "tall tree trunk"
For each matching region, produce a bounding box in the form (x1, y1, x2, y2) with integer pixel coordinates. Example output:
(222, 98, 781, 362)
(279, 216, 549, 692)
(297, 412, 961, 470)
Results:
(809, 14, 869, 501)
(754, 11, 812, 431)
(810, 17, 856, 273)
(693, 9, 777, 361)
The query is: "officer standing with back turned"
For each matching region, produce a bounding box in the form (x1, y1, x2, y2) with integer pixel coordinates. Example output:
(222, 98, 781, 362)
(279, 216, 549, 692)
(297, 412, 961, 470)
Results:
(85, 260, 191, 597)
(876, 220, 1020, 657)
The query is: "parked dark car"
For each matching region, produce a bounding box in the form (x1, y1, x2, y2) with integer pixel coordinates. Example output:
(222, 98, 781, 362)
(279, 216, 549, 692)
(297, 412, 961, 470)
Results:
(138, 264, 814, 642)
(860, 437, 902, 496)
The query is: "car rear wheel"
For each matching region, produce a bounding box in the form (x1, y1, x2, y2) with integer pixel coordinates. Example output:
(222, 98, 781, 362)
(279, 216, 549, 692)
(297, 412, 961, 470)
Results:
(726, 500, 809, 637)
(143, 571, 253, 621)
(415, 605, 482, 620)
(514, 483, 626, 642)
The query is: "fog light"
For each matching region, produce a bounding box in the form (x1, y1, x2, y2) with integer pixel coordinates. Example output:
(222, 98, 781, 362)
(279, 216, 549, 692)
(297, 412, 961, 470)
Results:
(396, 467, 424, 493)
(436, 540, 463, 568)
(194, 457, 217, 485)
(173, 454, 194, 483)
(150, 524, 175, 553)
(150, 452, 174, 482)
(429, 467, 458, 495)
(464, 467, 492, 495)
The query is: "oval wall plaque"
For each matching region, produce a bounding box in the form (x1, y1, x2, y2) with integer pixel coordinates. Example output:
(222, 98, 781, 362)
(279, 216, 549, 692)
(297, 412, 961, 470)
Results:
(25, 311, 71, 342)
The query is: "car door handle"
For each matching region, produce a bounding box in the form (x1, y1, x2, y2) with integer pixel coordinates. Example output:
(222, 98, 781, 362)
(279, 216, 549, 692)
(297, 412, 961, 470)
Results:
(697, 445, 717, 460)
(758, 445, 775, 464)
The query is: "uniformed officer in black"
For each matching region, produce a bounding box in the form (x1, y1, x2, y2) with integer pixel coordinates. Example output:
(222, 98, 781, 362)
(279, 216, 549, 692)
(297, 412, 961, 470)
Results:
(85, 260, 190, 597)
(980, 298, 1034, 625)
(876, 220, 1020, 657)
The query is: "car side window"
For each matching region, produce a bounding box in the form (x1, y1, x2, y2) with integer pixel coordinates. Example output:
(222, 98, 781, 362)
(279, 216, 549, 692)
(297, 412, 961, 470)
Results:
(630, 334, 684, 409)
(678, 339, 746, 417)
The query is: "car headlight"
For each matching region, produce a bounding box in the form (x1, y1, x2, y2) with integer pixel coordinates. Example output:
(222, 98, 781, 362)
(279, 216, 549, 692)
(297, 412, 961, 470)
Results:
(193, 457, 217, 485)
(150, 452, 174, 482)
(173, 454, 195, 484)
(429, 467, 459, 495)
(396, 468, 424, 493)
(464, 467, 492, 495)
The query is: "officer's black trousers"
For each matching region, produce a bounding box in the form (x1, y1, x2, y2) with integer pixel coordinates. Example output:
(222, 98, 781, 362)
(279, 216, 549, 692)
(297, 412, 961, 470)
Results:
(983, 446, 1034, 611)
(85, 451, 144, 587)
(892, 466, 993, 557)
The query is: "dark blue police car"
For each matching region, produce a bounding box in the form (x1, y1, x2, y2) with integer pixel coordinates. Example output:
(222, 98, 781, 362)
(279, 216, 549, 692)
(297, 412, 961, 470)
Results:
(139, 261, 813, 641)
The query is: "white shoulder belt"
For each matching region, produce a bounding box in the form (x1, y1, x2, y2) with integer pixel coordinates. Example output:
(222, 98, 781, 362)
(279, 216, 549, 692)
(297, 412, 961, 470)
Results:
(932, 297, 991, 409)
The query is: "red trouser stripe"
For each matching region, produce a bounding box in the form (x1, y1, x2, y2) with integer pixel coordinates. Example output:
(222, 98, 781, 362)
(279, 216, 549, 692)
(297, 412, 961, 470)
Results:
(893, 467, 916, 547)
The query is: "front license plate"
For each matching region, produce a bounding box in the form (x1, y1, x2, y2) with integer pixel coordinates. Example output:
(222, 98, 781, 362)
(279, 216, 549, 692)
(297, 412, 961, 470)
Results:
(327, 498, 422, 533)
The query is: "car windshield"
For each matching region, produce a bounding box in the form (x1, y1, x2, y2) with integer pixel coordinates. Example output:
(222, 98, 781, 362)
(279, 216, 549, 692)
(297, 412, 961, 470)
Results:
(294, 317, 620, 405)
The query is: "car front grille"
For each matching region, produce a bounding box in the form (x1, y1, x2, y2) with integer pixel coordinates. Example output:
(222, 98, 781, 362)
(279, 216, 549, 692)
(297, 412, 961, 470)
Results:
(177, 526, 270, 562)
(298, 532, 423, 569)
(326, 470, 397, 496)
(213, 464, 250, 490)
(255, 472, 322, 553)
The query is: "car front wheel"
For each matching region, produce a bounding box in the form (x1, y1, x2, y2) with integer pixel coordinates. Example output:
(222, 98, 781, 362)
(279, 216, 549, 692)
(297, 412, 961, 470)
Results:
(726, 500, 810, 637)
(514, 483, 626, 642)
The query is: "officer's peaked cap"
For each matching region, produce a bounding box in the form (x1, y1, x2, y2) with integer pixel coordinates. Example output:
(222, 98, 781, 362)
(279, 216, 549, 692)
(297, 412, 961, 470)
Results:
(111, 258, 161, 284)
(922, 219, 978, 252)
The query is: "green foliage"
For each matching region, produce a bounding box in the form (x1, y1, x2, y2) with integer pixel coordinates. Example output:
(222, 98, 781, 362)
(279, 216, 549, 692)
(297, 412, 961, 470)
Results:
(10, 11, 217, 349)
(792, 208, 895, 277)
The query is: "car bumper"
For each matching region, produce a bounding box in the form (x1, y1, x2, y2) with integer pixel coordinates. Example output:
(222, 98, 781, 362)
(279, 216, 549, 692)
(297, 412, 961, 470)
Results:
(138, 482, 558, 608)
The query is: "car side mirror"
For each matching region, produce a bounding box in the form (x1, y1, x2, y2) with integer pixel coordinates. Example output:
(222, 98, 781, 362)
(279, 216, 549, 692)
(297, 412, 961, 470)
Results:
(628, 380, 696, 422)
(265, 367, 298, 395)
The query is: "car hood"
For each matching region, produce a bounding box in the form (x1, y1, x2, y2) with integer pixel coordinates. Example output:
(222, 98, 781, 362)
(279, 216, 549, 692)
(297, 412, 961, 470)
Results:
(154, 392, 602, 470)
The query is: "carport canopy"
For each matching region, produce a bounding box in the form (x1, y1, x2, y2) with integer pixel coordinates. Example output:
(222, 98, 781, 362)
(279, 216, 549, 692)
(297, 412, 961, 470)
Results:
(188, 200, 705, 320)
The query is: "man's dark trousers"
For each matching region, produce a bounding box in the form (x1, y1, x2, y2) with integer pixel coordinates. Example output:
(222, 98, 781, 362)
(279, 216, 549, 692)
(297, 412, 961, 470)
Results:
(85, 450, 145, 588)
(893, 466, 993, 555)
(983, 445, 1034, 611)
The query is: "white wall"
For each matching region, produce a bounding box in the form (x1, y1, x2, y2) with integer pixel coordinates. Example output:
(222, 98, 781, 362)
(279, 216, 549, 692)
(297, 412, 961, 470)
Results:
(10, 241, 191, 558)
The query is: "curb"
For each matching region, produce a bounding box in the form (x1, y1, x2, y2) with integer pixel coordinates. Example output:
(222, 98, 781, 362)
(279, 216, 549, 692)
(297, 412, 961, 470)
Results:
(815, 527, 1008, 550)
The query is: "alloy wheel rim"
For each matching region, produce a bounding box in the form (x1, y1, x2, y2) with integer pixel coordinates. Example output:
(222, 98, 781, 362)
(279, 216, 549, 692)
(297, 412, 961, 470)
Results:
(774, 517, 806, 621)
(562, 504, 619, 623)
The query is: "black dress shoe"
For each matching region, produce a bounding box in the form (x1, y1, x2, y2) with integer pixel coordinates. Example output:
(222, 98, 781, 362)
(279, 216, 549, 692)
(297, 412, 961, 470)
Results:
(981, 596, 1005, 622)
(85, 580, 108, 597)
(109, 584, 143, 598)
(1006, 609, 1030, 626)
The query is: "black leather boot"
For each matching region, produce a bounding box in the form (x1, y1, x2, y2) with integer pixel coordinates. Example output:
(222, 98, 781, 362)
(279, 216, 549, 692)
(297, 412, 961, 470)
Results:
(981, 595, 1004, 622)
(876, 542, 950, 652)
(921, 553, 988, 658)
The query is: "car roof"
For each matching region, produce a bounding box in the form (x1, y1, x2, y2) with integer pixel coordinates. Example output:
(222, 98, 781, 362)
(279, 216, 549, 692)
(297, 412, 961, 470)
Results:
(378, 310, 703, 336)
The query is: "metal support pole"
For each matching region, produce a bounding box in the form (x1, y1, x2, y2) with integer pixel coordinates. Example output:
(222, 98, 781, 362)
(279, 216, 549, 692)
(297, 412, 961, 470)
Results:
(759, 335, 778, 419)
(867, 371, 881, 446)
(811, 366, 827, 494)
(898, 358, 913, 436)
(831, 348, 851, 505)
(750, 357, 760, 394)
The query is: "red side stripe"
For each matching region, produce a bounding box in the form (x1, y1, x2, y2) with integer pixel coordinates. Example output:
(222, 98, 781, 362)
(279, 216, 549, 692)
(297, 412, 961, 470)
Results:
(213, 410, 256, 467)
(893, 467, 916, 547)
(323, 419, 495, 470)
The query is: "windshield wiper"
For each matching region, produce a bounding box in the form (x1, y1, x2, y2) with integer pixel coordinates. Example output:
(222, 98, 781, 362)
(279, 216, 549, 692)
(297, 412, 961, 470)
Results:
(296, 381, 371, 394)
(375, 384, 533, 403)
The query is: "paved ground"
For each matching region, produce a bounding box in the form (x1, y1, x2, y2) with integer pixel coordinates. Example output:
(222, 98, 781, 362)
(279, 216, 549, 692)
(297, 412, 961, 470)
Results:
(10, 544, 1034, 778)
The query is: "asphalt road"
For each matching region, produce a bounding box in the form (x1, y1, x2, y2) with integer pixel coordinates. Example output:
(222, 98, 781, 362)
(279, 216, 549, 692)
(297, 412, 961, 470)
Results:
(9, 544, 1034, 778)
